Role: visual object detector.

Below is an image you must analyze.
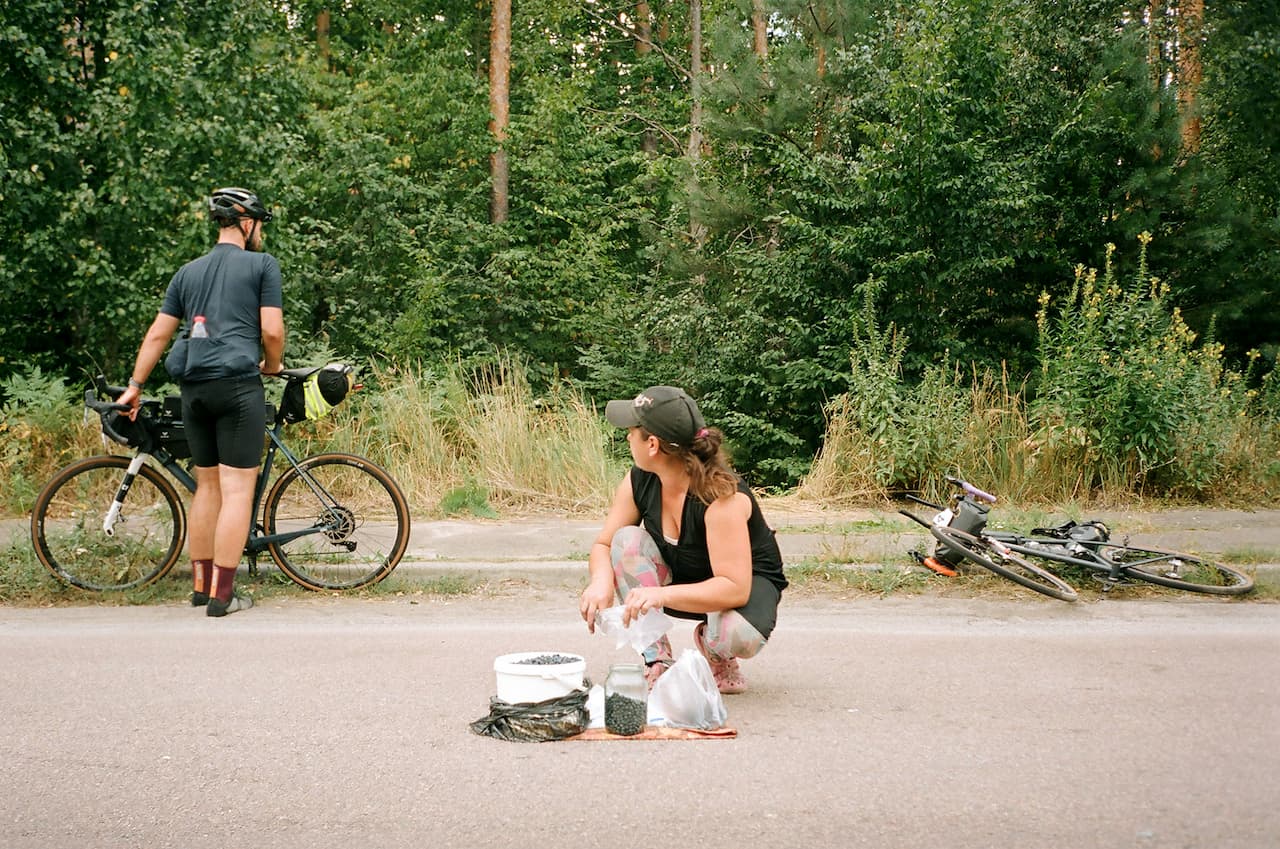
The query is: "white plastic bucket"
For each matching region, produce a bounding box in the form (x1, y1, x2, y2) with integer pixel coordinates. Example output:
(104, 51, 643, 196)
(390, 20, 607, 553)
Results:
(493, 652, 587, 704)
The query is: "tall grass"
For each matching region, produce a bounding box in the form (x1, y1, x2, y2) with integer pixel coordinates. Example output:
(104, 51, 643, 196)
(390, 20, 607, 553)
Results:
(0, 355, 625, 520)
(258, 356, 626, 516)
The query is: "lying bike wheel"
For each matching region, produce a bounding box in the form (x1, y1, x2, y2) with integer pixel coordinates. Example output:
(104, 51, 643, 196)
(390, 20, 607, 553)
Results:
(929, 525, 1079, 602)
(1096, 544, 1254, 595)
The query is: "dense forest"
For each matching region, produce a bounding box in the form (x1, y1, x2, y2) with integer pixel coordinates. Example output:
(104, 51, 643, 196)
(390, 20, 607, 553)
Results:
(2, 0, 1277, 487)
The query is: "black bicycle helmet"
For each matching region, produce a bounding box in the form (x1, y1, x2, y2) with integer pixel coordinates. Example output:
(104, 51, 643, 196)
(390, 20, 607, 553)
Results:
(209, 187, 273, 224)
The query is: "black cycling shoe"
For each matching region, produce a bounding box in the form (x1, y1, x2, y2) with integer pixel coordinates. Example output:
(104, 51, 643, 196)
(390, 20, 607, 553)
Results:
(206, 594, 253, 617)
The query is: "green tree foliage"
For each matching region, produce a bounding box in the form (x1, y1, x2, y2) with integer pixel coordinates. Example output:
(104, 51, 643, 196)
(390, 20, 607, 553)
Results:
(1, 0, 1276, 495)
(271, 6, 493, 361)
(1170, 0, 1280, 361)
(0, 0, 306, 374)
(580, 0, 1189, 483)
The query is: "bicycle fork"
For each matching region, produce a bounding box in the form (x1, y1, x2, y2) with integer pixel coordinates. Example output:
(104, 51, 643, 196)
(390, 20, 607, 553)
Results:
(101, 454, 151, 536)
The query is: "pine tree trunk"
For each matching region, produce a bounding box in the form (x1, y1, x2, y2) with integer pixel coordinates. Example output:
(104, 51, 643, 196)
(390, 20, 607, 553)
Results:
(637, 0, 657, 155)
(752, 0, 768, 58)
(813, 31, 828, 149)
(687, 0, 705, 243)
(753, 0, 775, 253)
(1177, 0, 1203, 155)
(317, 10, 331, 70)
(687, 0, 703, 162)
(489, 0, 511, 224)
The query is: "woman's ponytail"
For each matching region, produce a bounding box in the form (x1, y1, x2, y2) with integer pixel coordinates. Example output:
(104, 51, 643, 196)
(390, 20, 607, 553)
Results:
(681, 427, 738, 504)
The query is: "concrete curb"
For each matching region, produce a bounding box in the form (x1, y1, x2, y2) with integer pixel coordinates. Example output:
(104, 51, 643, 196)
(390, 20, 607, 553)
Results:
(9, 505, 1278, 589)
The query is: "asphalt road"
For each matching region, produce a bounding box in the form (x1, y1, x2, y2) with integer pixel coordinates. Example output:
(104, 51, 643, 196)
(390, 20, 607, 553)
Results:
(2, 590, 1277, 849)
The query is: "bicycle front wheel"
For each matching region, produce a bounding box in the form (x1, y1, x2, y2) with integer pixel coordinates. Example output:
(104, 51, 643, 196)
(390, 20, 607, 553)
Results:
(263, 452, 410, 591)
(1097, 544, 1254, 595)
(930, 525, 1079, 602)
(30, 455, 187, 591)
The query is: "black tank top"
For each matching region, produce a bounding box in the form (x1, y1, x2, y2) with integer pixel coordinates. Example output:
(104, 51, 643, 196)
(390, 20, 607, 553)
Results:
(629, 467, 787, 591)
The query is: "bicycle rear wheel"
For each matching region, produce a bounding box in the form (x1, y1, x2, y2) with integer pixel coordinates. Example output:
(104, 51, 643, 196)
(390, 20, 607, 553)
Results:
(30, 455, 186, 591)
(930, 525, 1079, 602)
(263, 452, 410, 591)
(1096, 544, 1254, 595)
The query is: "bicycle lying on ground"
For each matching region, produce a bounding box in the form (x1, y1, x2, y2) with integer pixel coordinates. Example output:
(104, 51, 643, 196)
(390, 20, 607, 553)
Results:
(30, 370, 410, 593)
(900, 478, 1079, 601)
(900, 475, 1253, 601)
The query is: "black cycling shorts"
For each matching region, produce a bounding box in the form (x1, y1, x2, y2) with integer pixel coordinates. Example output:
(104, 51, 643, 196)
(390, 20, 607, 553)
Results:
(181, 376, 267, 469)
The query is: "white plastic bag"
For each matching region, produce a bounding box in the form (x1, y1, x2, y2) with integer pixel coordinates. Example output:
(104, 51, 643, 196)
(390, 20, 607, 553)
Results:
(585, 684, 605, 729)
(594, 606, 675, 655)
(646, 649, 728, 730)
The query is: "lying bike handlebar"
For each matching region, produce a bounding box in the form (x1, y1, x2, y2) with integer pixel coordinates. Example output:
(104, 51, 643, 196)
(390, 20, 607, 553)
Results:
(945, 474, 997, 504)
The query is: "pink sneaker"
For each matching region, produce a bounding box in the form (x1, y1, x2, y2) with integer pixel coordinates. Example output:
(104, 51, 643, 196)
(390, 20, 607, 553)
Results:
(644, 635, 673, 690)
(693, 623, 747, 694)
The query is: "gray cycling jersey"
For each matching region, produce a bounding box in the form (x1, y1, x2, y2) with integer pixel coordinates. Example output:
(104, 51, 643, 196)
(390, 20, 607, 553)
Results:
(161, 244, 283, 382)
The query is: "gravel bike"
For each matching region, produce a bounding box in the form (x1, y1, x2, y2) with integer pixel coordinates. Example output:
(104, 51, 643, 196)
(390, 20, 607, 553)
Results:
(30, 371, 411, 593)
(904, 476, 1253, 599)
(900, 477, 1080, 601)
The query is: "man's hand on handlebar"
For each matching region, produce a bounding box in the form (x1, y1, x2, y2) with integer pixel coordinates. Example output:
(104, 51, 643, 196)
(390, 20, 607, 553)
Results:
(115, 384, 143, 420)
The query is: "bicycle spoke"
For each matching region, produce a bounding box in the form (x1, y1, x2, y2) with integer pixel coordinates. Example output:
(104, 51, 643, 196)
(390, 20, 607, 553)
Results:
(930, 525, 1078, 602)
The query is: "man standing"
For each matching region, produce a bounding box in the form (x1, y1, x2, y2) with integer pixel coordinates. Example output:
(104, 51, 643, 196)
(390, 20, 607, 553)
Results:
(117, 187, 286, 616)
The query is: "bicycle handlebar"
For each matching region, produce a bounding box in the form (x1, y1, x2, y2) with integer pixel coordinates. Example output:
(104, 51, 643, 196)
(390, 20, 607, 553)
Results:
(86, 376, 140, 447)
(945, 474, 997, 504)
(83, 392, 130, 415)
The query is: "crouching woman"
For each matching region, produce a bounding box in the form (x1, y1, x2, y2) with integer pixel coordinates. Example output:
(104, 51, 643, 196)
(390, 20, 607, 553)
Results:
(579, 386, 787, 694)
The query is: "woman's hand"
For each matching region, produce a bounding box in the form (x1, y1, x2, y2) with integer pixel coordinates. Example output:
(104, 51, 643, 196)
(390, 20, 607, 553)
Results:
(621, 585, 665, 627)
(579, 577, 615, 633)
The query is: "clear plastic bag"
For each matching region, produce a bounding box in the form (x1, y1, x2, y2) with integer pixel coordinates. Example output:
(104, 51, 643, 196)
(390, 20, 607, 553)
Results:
(594, 606, 675, 654)
(646, 649, 728, 730)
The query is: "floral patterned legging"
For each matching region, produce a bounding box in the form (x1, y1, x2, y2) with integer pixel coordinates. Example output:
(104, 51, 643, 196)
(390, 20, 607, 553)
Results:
(610, 525, 768, 666)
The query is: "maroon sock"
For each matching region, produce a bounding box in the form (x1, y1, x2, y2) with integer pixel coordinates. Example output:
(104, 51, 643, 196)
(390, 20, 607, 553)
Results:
(192, 560, 213, 596)
(211, 565, 238, 603)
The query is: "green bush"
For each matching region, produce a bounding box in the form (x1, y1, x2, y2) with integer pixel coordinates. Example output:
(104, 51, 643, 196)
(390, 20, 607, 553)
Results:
(1031, 235, 1259, 496)
(0, 367, 84, 513)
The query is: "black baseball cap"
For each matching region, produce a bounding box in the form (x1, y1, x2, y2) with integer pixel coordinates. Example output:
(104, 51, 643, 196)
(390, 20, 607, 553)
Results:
(605, 386, 707, 447)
